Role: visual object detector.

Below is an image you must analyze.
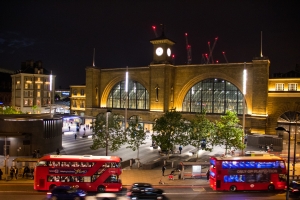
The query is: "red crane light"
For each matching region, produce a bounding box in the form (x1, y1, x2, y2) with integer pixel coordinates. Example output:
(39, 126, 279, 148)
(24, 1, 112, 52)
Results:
(152, 26, 156, 29)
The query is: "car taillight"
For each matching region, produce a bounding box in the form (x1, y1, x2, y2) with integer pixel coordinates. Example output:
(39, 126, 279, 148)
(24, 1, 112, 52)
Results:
(292, 189, 299, 192)
(46, 192, 52, 195)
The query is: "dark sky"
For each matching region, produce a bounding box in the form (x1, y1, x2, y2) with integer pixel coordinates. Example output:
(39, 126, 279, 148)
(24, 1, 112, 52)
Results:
(1, 1, 299, 89)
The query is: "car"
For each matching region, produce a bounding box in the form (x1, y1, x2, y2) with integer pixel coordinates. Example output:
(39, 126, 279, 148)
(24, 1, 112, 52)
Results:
(289, 180, 300, 198)
(126, 182, 167, 200)
(46, 185, 87, 200)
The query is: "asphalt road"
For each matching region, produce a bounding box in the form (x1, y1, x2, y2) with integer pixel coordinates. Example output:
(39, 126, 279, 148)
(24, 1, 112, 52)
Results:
(0, 184, 287, 200)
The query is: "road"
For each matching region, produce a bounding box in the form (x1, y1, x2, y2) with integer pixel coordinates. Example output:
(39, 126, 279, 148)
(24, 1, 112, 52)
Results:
(0, 185, 287, 200)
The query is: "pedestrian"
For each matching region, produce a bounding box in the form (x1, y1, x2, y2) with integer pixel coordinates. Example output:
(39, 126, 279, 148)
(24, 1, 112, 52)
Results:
(23, 166, 29, 178)
(75, 134, 77, 140)
(69, 126, 70, 131)
(36, 149, 40, 158)
(32, 150, 37, 158)
(10, 167, 14, 180)
(270, 144, 274, 151)
(206, 169, 210, 181)
(162, 165, 166, 176)
(179, 146, 182, 154)
(264, 144, 268, 152)
(56, 148, 60, 155)
(84, 127, 86, 132)
(0, 169, 3, 180)
(14, 167, 18, 179)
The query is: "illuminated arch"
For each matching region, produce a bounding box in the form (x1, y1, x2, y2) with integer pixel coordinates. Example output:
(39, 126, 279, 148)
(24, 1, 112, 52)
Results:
(106, 79, 149, 110)
(181, 78, 245, 114)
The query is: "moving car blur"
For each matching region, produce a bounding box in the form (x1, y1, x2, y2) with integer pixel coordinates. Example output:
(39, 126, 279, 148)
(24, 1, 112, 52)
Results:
(46, 185, 87, 200)
(126, 182, 167, 200)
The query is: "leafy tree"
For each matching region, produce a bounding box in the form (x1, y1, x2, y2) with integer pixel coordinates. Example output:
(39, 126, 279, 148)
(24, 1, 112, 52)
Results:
(125, 116, 146, 165)
(214, 110, 245, 155)
(188, 110, 216, 158)
(90, 112, 124, 155)
(32, 105, 39, 114)
(152, 109, 188, 159)
(1, 106, 22, 114)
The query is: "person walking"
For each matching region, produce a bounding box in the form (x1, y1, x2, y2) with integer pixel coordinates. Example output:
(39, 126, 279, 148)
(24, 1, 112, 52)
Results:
(75, 134, 77, 140)
(206, 169, 210, 182)
(162, 165, 166, 176)
(56, 148, 60, 155)
(14, 167, 18, 180)
(179, 146, 182, 154)
(0, 169, 3, 180)
(69, 126, 71, 131)
(10, 167, 14, 180)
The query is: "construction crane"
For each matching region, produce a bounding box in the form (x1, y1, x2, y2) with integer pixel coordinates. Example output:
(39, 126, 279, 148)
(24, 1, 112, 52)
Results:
(222, 51, 228, 63)
(152, 26, 158, 37)
(185, 33, 192, 64)
(207, 37, 218, 64)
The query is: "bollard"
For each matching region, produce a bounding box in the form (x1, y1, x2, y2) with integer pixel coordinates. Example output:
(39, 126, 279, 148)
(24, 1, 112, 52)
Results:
(130, 159, 132, 167)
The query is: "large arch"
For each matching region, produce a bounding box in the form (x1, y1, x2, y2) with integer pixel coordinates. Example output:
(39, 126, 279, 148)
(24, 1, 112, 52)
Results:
(107, 80, 149, 109)
(181, 78, 245, 114)
(100, 75, 150, 108)
(175, 72, 250, 113)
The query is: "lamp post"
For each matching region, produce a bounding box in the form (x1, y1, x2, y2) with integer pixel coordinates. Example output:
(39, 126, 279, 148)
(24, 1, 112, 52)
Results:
(276, 126, 290, 200)
(105, 110, 111, 156)
(242, 63, 247, 155)
(293, 114, 298, 180)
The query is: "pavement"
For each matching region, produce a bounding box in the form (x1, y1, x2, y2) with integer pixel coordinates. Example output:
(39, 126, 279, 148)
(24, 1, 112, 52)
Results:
(0, 145, 281, 187)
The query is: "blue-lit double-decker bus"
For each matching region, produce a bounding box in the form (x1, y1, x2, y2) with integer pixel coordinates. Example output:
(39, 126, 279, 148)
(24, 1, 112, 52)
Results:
(209, 156, 286, 192)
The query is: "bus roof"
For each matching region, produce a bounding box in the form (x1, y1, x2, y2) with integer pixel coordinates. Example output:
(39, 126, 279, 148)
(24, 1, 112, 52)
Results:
(211, 156, 284, 161)
(38, 155, 121, 162)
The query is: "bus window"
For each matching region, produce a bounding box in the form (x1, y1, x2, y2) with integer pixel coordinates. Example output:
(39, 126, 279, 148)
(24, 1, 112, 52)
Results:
(105, 175, 119, 183)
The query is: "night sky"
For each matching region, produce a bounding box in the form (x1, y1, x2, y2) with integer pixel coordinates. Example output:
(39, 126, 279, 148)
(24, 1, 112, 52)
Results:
(1, 1, 299, 89)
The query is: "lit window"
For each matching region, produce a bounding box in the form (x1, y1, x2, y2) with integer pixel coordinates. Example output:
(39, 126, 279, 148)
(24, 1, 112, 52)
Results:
(288, 83, 297, 91)
(275, 83, 284, 91)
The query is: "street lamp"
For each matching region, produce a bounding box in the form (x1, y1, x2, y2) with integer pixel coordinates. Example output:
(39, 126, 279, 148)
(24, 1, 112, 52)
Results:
(275, 126, 290, 200)
(293, 114, 298, 180)
(105, 109, 111, 156)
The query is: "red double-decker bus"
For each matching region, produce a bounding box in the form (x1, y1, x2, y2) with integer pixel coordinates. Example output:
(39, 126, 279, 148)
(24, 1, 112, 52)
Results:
(209, 156, 286, 191)
(34, 155, 122, 192)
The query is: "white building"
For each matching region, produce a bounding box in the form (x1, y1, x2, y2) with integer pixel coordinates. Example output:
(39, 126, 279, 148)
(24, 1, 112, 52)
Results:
(10, 60, 56, 114)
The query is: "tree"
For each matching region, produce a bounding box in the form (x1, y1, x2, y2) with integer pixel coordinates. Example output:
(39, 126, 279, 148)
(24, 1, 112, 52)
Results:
(1, 106, 22, 114)
(152, 109, 188, 159)
(188, 110, 216, 158)
(90, 112, 124, 155)
(125, 116, 146, 166)
(31, 105, 39, 114)
(214, 110, 245, 155)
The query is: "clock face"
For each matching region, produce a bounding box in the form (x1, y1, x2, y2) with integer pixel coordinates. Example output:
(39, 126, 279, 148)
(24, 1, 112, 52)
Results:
(156, 47, 163, 56)
(167, 48, 171, 57)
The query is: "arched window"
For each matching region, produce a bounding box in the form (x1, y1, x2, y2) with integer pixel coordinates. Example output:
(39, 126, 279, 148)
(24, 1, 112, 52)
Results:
(182, 78, 245, 114)
(107, 80, 149, 110)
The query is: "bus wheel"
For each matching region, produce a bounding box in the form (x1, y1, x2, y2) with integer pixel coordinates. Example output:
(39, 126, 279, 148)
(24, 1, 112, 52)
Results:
(229, 185, 237, 192)
(97, 185, 105, 192)
(49, 184, 56, 190)
(268, 184, 275, 191)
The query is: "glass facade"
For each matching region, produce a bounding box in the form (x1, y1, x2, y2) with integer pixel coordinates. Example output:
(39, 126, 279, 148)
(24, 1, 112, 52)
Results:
(182, 78, 245, 114)
(107, 80, 149, 110)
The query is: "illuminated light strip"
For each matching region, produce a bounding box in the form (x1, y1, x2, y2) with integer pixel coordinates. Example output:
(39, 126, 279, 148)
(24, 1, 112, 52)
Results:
(243, 69, 247, 95)
(50, 74, 52, 91)
(250, 114, 268, 117)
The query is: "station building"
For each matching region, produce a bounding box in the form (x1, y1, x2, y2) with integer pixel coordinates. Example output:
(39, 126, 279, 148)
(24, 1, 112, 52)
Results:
(78, 31, 300, 140)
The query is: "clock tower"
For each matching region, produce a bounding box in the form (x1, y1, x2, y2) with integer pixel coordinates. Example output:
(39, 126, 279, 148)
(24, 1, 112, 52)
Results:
(150, 30, 175, 64)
